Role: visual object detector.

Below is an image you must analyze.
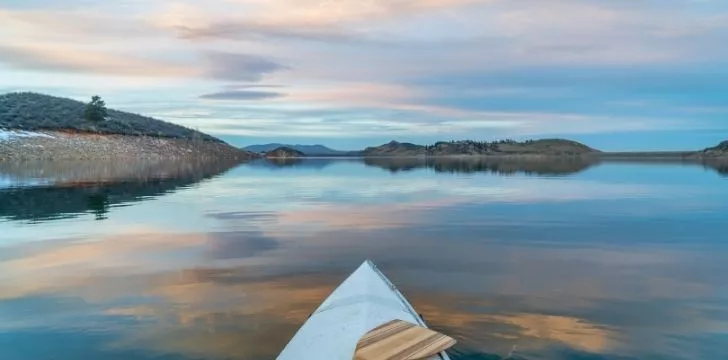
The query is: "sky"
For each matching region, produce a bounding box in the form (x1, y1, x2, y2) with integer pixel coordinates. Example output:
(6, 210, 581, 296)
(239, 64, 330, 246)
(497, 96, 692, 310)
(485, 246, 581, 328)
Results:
(1, 0, 727, 151)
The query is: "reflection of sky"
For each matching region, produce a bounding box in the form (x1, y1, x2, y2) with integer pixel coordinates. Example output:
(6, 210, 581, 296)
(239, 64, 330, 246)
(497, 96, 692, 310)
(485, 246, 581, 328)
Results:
(0, 175, 50, 189)
(1, 159, 728, 360)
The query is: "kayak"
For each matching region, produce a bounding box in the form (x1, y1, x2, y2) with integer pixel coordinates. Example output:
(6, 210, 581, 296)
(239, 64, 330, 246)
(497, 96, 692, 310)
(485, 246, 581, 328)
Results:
(277, 260, 453, 360)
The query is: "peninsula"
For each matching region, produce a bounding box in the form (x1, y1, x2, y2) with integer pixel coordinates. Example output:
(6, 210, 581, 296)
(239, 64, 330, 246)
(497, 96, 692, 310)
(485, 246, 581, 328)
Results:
(362, 139, 597, 156)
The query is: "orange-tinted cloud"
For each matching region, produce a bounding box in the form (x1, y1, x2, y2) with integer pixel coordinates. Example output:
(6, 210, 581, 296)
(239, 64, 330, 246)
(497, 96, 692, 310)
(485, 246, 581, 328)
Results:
(0, 43, 197, 78)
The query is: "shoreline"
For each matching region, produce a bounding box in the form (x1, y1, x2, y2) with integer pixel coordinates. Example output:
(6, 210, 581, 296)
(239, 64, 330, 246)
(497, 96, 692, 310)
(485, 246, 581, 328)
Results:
(0, 130, 257, 161)
(267, 152, 725, 159)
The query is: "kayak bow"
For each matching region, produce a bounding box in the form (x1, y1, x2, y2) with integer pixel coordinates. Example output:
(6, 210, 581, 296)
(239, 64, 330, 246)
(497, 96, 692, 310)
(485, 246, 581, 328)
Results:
(277, 260, 453, 360)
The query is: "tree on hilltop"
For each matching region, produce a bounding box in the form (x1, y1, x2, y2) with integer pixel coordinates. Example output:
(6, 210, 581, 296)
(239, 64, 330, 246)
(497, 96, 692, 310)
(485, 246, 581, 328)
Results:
(84, 95, 108, 123)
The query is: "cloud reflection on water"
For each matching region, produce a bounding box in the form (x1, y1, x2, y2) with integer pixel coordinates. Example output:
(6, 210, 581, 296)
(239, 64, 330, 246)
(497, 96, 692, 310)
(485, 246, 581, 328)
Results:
(2, 227, 727, 359)
(1, 159, 727, 360)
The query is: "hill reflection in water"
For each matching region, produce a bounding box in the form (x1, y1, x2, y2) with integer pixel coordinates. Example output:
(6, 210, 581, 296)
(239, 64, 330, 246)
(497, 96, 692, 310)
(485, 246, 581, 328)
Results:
(0, 158, 240, 222)
(254, 156, 728, 177)
(364, 157, 596, 175)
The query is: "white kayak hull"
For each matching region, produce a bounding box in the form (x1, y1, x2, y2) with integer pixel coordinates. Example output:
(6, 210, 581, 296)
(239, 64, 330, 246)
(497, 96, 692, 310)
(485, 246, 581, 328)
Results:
(277, 260, 451, 360)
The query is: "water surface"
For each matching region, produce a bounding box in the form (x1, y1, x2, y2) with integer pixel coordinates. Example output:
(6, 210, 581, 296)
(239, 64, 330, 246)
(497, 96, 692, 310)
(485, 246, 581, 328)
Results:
(1, 157, 727, 360)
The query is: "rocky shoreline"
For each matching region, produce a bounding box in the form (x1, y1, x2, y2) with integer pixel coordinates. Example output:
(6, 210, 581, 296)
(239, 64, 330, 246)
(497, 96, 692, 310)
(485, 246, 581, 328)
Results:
(0, 130, 257, 161)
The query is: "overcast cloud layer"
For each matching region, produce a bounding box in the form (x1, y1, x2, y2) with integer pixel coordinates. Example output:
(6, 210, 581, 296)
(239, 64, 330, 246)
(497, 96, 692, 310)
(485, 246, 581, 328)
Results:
(1, 0, 727, 150)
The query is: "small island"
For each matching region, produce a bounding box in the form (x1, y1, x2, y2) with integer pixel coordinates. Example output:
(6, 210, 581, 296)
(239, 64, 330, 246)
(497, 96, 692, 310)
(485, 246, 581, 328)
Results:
(265, 146, 305, 158)
(245, 143, 352, 156)
(0, 92, 258, 161)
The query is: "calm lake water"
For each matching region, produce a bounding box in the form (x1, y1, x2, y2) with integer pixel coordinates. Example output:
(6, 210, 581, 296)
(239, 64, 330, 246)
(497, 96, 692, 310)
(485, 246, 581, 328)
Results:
(1, 157, 727, 360)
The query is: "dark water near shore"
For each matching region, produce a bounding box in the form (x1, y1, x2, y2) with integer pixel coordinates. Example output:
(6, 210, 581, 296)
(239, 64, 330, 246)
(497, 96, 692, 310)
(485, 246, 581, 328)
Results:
(1, 157, 727, 360)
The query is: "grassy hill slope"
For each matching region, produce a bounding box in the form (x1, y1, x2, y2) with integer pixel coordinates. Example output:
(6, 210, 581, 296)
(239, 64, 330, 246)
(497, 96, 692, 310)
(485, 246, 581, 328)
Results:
(0, 92, 219, 142)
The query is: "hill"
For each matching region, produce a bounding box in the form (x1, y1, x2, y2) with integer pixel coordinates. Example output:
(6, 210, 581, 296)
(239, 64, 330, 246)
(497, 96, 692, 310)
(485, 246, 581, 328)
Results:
(0, 92, 219, 142)
(0, 92, 260, 160)
(363, 141, 427, 156)
(244, 143, 349, 156)
(703, 141, 728, 157)
(491, 139, 597, 154)
(363, 139, 598, 157)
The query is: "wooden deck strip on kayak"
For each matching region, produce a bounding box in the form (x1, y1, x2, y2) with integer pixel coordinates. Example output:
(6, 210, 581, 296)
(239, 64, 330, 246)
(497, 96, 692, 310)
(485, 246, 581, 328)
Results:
(354, 320, 455, 360)
(357, 320, 412, 348)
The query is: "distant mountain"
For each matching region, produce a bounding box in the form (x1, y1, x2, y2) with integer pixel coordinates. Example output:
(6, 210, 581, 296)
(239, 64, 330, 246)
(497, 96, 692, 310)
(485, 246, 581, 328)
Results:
(0, 92, 221, 142)
(363, 139, 599, 157)
(244, 143, 351, 156)
(243, 143, 287, 153)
